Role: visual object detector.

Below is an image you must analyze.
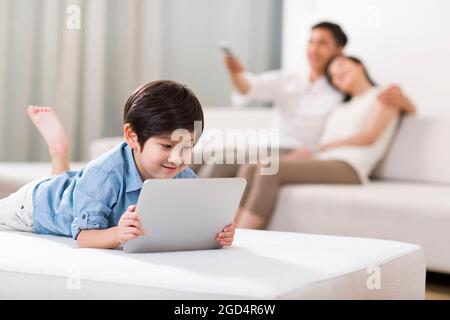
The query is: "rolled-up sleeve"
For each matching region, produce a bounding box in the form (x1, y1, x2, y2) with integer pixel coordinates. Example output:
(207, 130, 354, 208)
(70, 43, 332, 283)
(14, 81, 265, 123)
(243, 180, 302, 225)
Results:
(71, 167, 118, 240)
(231, 70, 287, 107)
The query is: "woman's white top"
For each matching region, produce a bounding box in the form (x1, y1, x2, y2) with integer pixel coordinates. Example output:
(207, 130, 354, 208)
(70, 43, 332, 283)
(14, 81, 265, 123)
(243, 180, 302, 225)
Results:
(232, 71, 343, 149)
(316, 87, 399, 184)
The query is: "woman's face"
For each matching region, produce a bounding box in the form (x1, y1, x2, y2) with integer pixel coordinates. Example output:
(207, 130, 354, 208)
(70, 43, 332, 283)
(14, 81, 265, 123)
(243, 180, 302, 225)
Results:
(328, 57, 365, 94)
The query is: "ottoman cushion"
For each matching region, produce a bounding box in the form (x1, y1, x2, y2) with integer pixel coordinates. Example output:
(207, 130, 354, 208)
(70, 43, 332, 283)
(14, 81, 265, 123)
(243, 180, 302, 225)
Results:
(0, 229, 425, 299)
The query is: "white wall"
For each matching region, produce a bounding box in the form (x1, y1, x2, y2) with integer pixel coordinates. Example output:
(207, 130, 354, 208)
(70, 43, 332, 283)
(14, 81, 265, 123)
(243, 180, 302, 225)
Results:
(282, 0, 450, 117)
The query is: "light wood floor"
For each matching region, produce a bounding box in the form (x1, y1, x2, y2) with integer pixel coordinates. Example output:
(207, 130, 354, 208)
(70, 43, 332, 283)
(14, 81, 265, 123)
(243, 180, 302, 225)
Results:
(426, 272, 450, 300)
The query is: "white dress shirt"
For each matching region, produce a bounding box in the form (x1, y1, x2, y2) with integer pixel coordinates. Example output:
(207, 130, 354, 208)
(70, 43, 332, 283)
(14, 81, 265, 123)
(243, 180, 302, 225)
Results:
(231, 70, 343, 149)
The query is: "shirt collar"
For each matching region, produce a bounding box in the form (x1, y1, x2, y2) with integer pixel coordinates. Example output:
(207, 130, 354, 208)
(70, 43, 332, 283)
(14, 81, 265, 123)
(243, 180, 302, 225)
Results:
(309, 75, 328, 87)
(308, 74, 343, 97)
(124, 143, 144, 193)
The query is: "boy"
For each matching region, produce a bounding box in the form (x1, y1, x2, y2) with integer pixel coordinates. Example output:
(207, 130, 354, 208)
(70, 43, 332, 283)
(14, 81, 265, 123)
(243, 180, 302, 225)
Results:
(0, 80, 235, 249)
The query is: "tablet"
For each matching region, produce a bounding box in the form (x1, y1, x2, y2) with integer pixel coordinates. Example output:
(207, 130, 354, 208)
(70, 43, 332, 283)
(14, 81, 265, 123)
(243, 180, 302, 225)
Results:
(123, 178, 246, 253)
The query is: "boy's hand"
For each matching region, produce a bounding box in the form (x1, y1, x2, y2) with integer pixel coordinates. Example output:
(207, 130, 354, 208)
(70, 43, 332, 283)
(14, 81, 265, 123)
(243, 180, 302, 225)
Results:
(216, 222, 236, 247)
(117, 205, 145, 245)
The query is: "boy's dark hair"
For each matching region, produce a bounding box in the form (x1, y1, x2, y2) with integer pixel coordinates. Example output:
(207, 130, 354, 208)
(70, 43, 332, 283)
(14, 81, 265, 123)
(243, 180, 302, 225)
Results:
(312, 22, 348, 47)
(123, 80, 204, 148)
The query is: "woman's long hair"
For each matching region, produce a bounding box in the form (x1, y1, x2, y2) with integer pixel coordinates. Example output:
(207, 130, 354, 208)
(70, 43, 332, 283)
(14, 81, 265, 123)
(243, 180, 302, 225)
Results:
(325, 55, 377, 102)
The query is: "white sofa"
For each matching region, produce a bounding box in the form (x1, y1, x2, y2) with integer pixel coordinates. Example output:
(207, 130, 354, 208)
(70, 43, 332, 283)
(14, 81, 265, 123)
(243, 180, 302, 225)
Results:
(192, 108, 450, 274)
(0, 107, 449, 275)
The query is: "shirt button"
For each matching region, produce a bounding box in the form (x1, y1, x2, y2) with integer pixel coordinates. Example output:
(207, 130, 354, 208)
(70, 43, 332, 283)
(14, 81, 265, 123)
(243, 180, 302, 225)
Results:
(82, 214, 86, 220)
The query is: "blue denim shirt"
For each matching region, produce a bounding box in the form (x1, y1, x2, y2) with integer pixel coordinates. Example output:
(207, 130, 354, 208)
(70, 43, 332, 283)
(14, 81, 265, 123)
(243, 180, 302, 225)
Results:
(32, 142, 196, 239)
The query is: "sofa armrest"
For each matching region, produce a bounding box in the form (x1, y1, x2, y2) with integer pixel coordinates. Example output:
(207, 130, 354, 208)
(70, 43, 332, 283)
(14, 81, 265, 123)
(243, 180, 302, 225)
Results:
(89, 137, 124, 160)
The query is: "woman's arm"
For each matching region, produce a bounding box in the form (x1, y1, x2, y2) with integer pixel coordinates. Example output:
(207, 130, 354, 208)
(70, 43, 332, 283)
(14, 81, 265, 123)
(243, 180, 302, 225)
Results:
(318, 102, 399, 151)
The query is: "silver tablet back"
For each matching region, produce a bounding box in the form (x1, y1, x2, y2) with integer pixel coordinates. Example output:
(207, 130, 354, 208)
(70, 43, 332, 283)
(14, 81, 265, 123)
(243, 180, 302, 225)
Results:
(123, 178, 246, 253)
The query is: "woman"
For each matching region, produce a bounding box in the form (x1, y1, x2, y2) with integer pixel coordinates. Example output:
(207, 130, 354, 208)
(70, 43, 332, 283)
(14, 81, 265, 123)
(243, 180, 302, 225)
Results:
(236, 55, 407, 229)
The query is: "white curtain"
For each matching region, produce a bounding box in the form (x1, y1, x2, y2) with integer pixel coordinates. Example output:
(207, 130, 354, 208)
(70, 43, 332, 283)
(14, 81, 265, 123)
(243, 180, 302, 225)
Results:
(0, 0, 161, 161)
(0, 0, 281, 162)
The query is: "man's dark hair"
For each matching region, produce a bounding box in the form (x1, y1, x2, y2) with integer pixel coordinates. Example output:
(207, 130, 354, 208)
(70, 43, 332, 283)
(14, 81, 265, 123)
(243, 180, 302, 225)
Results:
(123, 80, 204, 148)
(312, 22, 348, 47)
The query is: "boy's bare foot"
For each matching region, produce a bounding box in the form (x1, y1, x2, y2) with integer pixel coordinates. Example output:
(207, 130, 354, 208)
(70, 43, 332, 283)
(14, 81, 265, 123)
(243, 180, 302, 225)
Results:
(27, 106, 69, 158)
(28, 106, 70, 174)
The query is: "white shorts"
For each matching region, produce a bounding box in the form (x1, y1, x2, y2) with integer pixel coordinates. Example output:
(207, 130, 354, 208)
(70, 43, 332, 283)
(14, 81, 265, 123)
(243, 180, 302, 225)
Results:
(0, 178, 48, 232)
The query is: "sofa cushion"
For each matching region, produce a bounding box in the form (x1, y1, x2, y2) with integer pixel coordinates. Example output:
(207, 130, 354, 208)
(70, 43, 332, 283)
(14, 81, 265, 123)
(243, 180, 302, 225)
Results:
(373, 117, 450, 184)
(268, 181, 450, 273)
(89, 137, 124, 160)
(0, 229, 424, 299)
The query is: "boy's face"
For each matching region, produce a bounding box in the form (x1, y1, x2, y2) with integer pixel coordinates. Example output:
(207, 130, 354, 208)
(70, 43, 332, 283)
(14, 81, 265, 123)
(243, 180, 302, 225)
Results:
(125, 125, 195, 180)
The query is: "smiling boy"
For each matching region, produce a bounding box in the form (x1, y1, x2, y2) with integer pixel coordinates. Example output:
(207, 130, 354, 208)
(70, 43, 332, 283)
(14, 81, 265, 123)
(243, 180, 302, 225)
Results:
(0, 81, 235, 249)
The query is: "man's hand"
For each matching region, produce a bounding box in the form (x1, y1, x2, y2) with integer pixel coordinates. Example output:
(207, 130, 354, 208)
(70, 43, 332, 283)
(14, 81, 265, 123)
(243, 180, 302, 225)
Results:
(223, 56, 250, 94)
(283, 148, 312, 161)
(378, 85, 416, 114)
(224, 55, 245, 75)
(216, 222, 236, 247)
(117, 205, 145, 245)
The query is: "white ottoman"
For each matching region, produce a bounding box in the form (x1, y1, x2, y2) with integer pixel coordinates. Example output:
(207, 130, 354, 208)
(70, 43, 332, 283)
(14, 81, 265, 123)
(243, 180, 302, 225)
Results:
(0, 229, 425, 299)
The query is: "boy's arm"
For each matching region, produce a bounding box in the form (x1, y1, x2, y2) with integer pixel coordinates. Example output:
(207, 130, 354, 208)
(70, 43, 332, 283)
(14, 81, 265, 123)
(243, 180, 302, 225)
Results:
(76, 205, 144, 249)
(77, 227, 120, 249)
(71, 166, 121, 247)
(216, 222, 236, 247)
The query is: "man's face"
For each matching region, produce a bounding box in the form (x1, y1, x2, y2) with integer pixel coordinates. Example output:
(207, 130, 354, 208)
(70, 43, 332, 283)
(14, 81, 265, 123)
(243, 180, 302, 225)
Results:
(129, 131, 195, 180)
(307, 28, 343, 73)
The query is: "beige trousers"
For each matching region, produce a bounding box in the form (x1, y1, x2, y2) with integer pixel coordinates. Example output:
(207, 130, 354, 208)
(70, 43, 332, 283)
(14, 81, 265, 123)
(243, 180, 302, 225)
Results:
(194, 148, 293, 178)
(238, 159, 361, 226)
(193, 149, 361, 227)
